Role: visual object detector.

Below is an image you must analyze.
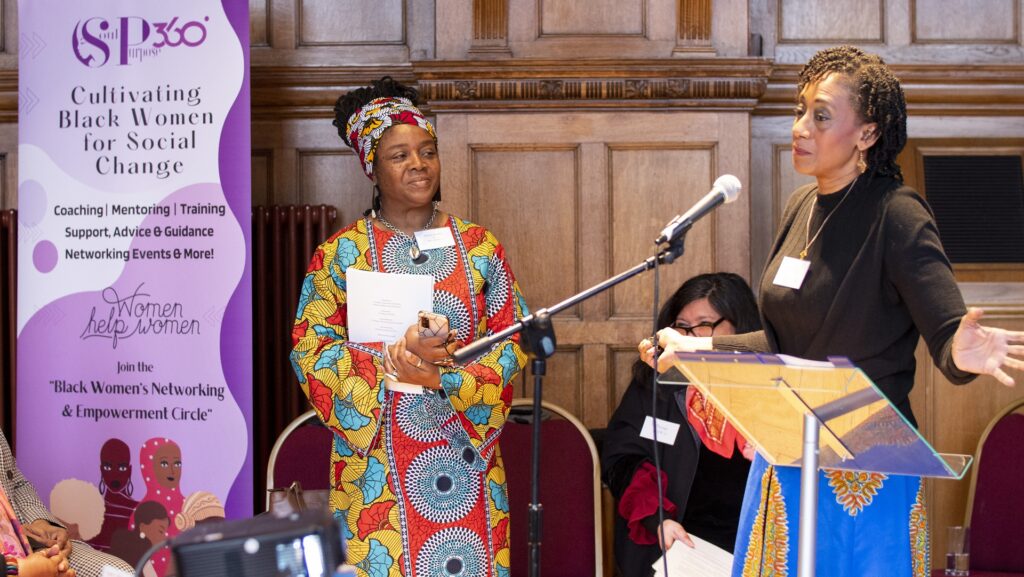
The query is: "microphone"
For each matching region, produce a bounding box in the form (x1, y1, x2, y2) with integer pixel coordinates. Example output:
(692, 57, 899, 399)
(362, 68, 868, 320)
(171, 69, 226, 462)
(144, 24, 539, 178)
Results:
(655, 174, 742, 244)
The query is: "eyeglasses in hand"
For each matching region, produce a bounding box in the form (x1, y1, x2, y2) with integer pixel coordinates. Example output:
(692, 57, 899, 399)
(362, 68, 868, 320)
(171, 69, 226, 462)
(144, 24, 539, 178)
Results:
(671, 318, 726, 337)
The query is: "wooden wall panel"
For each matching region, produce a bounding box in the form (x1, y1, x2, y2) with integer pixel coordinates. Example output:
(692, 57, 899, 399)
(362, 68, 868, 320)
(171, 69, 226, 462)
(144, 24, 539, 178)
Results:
(470, 146, 580, 319)
(912, 0, 1019, 43)
(778, 0, 885, 43)
(909, 283, 1024, 574)
(520, 346, 584, 417)
(611, 347, 640, 412)
(506, 0, 676, 59)
(297, 150, 371, 222)
(298, 0, 405, 45)
(251, 150, 272, 207)
(609, 145, 715, 319)
(435, 110, 750, 428)
(250, 0, 269, 46)
(539, 0, 645, 36)
(0, 125, 14, 211)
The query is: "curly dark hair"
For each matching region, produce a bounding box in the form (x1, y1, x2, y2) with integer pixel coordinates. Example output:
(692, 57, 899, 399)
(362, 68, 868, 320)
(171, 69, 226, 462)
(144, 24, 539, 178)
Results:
(331, 76, 421, 147)
(798, 45, 908, 181)
(630, 272, 762, 391)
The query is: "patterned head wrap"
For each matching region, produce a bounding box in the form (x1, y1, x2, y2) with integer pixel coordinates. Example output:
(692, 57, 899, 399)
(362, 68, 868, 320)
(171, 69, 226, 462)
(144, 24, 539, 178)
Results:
(343, 96, 437, 180)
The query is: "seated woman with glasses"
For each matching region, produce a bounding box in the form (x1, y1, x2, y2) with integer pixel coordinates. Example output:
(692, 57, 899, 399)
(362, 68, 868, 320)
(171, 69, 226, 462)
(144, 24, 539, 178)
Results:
(601, 273, 761, 577)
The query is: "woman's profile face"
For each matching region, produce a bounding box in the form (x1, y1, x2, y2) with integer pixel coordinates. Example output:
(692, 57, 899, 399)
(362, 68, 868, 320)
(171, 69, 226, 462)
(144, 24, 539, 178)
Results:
(140, 517, 169, 544)
(674, 297, 735, 337)
(153, 444, 182, 490)
(791, 73, 876, 186)
(373, 123, 440, 211)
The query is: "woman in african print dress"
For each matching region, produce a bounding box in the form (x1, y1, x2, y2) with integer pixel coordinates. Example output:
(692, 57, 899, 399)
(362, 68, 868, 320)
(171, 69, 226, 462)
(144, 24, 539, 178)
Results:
(291, 77, 527, 577)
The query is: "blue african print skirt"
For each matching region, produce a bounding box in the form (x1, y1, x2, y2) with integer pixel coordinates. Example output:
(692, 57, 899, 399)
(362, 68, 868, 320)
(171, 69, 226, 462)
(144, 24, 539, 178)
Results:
(732, 455, 929, 577)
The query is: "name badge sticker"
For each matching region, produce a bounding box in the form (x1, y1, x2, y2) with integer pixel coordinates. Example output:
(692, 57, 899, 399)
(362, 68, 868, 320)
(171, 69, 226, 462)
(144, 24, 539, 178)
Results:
(640, 416, 680, 445)
(773, 256, 810, 290)
(414, 227, 456, 250)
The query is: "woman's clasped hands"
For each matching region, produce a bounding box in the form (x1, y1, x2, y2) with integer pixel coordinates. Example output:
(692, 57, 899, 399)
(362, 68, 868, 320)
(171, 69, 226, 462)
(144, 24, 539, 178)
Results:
(385, 324, 461, 390)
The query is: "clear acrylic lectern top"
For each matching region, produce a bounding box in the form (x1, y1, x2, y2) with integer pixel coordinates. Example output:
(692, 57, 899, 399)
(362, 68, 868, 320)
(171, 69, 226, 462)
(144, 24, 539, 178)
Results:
(659, 351, 971, 479)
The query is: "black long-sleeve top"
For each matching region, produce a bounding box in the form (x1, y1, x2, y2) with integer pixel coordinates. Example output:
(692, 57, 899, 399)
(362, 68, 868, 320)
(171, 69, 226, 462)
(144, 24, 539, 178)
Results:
(715, 175, 975, 425)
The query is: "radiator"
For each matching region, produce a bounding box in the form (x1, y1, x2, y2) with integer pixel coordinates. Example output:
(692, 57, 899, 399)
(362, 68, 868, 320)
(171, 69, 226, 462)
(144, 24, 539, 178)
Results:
(251, 204, 338, 496)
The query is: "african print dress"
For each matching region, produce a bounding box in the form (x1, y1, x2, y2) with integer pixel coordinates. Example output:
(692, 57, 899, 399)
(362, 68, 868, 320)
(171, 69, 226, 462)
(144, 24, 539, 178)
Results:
(291, 215, 528, 577)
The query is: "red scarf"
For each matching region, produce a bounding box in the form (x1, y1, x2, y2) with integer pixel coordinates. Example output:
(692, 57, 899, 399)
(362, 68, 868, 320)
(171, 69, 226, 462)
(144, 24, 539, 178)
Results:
(685, 386, 752, 460)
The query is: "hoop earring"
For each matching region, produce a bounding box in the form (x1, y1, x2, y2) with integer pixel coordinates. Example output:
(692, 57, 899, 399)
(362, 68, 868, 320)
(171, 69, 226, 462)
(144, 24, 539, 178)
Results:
(857, 150, 867, 174)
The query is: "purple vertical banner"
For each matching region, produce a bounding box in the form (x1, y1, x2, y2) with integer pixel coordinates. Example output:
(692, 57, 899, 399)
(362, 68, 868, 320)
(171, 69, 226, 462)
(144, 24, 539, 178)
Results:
(16, 1, 251, 572)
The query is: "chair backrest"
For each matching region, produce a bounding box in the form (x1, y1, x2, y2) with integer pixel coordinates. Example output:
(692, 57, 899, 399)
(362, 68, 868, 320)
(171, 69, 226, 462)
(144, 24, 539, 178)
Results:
(964, 397, 1024, 572)
(502, 399, 602, 577)
(265, 409, 334, 509)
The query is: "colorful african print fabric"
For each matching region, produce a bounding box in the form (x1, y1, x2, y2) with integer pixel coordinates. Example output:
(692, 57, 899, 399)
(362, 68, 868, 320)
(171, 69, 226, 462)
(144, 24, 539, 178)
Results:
(733, 455, 929, 577)
(291, 215, 527, 577)
(343, 96, 437, 180)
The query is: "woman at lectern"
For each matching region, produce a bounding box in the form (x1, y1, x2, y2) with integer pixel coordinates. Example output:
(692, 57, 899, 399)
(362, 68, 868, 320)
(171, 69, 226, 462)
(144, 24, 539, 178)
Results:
(603, 273, 759, 577)
(645, 45, 1024, 577)
(291, 77, 528, 577)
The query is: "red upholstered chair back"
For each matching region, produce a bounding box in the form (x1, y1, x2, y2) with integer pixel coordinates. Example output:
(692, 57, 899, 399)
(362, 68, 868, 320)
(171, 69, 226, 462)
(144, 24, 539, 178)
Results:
(265, 409, 334, 509)
(501, 400, 602, 577)
(966, 399, 1024, 572)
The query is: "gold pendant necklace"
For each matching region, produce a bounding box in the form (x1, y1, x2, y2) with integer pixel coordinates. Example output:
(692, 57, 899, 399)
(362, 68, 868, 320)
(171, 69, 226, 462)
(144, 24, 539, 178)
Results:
(799, 176, 858, 260)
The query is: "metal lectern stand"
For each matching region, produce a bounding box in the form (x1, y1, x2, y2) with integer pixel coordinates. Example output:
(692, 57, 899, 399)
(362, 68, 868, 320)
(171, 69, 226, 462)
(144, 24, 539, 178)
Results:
(661, 352, 973, 577)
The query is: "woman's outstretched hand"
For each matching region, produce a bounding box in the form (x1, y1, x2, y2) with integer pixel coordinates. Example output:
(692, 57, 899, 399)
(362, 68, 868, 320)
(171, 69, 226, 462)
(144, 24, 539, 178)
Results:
(952, 308, 1024, 387)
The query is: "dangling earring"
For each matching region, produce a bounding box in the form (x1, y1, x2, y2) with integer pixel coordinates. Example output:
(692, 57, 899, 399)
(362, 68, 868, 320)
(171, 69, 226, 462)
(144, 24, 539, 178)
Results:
(857, 150, 867, 174)
(126, 479, 134, 496)
(372, 185, 382, 218)
(98, 479, 106, 495)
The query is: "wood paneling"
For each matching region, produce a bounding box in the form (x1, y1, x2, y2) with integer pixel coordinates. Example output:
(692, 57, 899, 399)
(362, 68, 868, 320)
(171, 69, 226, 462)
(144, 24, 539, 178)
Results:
(470, 145, 581, 319)
(250, 0, 269, 47)
(611, 346, 641, 412)
(539, 0, 645, 36)
(756, 64, 1024, 117)
(435, 109, 749, 428)
(298, 0, 405, 46)
(909, 283, 1024, 573)
(778, 0, 885, 43)
(297, 149, 371, 219)
(609, 144, 716, 318)
(251, 150, 272, 207)
(519, 345, 584, 418)
(912, 0, 1019, 43)
(415, 58, 773, 112)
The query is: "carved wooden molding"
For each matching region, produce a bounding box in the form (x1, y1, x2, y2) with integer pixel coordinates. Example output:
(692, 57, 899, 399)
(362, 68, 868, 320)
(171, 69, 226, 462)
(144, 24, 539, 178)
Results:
(414, 59, 773, 110)
(756, 63, 1024, 116)
(0, 59, 1019, 122)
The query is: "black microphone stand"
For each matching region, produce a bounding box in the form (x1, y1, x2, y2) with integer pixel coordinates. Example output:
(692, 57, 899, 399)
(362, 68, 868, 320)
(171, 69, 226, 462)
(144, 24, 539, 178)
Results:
(453, 234, 688, 577)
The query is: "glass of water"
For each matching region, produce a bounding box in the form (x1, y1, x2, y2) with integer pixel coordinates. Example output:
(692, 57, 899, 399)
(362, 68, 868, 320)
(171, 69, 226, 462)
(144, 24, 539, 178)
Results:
(945, 525, 970, 576)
